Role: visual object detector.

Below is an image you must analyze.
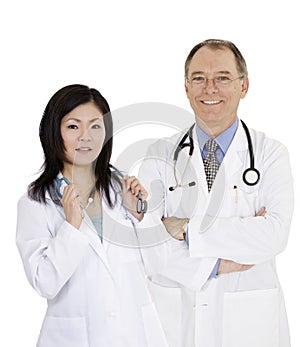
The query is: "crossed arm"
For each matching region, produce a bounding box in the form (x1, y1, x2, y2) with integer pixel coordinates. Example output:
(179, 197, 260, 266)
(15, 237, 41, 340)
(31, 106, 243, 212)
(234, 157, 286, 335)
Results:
(162, 206, 266, 275)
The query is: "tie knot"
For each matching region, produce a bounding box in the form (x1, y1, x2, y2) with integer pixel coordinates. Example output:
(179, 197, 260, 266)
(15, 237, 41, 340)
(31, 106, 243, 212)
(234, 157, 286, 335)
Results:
(205, 138, 219, 154)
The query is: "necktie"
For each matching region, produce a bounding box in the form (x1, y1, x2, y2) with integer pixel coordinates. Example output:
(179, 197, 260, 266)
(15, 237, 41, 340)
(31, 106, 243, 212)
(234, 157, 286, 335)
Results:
(203, 139, 220, 192)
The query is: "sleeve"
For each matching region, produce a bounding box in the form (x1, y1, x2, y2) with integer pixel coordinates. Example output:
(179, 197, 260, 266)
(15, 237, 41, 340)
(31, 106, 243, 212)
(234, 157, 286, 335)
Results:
(186, 227, 220, 278)
(138, 141, 218, 290)
(16, 195, 89, 299)
(189, 141, 294, 264)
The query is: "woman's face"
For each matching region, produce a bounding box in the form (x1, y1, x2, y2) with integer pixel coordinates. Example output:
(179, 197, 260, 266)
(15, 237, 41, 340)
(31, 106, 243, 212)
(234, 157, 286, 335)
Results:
(60, 102, 105, 169)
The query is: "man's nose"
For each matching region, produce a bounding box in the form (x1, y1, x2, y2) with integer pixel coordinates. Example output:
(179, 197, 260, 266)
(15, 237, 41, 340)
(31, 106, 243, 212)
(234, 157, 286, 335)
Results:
(204, 78, 218, 92)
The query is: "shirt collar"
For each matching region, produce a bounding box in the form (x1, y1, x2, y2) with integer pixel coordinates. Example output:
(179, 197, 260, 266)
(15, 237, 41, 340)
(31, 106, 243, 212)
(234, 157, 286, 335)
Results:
(196, 117, 239, 155)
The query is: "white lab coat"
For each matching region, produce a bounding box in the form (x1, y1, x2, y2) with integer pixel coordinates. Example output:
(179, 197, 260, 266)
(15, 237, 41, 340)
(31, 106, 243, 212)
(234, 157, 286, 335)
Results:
(16, 182, 169, 347)
(138, 120, 294, 347)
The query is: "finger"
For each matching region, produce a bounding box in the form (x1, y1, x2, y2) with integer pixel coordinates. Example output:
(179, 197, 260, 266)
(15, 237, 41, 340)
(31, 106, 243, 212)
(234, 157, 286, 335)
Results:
(128, 177, 141, 195)
(177, 230, 186, 241)
(138, 185, 148, 200)
(241, 264, 254, 271)
(61, 184, 73, 202)
(122, 176, 137, 192)
(62, 184, 80, 203)
(255, 206, 266, 217)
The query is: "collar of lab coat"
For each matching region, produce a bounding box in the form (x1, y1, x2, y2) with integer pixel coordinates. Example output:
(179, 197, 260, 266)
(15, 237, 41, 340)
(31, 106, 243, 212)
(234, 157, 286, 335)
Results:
(191, 119, 248, 196)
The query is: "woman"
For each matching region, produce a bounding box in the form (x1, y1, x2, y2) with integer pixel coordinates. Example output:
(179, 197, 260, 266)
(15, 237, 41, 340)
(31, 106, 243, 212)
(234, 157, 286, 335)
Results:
(16, 84, 168, 347)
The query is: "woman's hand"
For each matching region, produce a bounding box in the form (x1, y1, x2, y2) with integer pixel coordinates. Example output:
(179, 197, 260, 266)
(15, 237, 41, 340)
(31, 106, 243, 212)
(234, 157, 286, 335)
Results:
(121, 176, 148, 221)
(61, 184, 83, 230)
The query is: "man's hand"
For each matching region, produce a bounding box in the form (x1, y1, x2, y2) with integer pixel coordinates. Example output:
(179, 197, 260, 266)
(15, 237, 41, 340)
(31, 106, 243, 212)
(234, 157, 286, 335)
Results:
(161, 217, 189, 240)
(217, 259, 253, 275)
(255, 206, 266, 216)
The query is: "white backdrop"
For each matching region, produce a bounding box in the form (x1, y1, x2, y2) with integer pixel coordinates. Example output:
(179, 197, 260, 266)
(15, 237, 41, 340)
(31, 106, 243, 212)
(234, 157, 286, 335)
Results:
(1, 0, 299, 345)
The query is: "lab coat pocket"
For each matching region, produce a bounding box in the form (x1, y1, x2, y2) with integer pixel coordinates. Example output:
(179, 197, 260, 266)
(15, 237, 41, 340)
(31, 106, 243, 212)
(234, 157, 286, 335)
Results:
(230, 187, 258, 217)
(222, 288, 279, 347)
(37, 316, 89, 347)
(141, 302, 168, 347)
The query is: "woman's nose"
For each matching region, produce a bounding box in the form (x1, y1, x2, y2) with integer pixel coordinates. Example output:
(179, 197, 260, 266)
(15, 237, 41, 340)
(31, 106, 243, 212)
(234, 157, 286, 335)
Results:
(79, 129, 92, 142)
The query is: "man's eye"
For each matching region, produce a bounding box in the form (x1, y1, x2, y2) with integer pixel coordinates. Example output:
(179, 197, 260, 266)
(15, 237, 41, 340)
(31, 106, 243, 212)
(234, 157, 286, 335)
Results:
(216, 76, 230, 82)
(192, 76, 205, 82)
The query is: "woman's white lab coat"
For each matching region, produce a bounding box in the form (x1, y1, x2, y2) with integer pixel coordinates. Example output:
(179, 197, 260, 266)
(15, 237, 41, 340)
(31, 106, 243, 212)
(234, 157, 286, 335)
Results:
(138, 120, 294, 347)
(16, 184, 168, 347)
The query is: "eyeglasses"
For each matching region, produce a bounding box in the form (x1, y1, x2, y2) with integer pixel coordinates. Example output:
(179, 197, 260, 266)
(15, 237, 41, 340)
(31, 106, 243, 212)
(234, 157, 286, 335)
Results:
(186, 74, 244, 88)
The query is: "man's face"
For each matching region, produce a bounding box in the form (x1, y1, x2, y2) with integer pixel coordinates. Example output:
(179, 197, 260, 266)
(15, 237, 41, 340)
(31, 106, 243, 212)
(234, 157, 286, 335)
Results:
(185, 46, 249, 134)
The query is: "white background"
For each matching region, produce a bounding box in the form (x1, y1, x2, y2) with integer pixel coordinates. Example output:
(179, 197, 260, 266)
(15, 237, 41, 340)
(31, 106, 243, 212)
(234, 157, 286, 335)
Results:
(1, 0, 299, 345)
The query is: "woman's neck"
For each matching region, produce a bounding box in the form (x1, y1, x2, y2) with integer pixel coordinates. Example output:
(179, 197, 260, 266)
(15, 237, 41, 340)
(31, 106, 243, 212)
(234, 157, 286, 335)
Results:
(62, 164, 96, 198)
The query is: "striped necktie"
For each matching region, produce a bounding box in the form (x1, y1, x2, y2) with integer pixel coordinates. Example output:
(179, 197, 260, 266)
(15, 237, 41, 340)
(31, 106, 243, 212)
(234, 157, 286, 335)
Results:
(203, 139, 220, 192)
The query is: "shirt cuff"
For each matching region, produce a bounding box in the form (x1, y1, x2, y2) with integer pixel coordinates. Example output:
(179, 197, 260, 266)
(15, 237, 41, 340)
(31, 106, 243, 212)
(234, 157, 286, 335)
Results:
(209, 258, 221, 278)
(185, 226, 189, 246)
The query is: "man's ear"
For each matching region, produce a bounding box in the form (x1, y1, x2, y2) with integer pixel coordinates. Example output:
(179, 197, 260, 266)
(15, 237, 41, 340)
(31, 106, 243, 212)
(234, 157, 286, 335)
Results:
(240, 76, 249, 99)
(184, 82, 189, 96)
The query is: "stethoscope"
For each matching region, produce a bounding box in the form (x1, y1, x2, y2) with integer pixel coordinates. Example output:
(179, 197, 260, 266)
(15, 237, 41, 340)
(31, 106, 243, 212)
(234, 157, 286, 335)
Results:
(55, 165, 147, 214)
(109, 164, 148, 214)
(169, 119, 260, 191)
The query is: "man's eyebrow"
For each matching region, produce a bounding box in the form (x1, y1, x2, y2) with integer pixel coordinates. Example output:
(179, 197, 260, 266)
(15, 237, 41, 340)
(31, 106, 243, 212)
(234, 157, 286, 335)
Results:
(190, 70, 232, 76)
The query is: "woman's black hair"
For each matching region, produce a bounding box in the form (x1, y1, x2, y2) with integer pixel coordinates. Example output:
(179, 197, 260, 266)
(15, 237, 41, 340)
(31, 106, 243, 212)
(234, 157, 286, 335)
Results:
(28, 84, 119, 207)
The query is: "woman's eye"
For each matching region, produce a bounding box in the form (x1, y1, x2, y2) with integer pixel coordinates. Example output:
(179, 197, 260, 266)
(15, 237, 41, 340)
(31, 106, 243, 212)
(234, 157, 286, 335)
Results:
(92, 124, 101, 129)
(68, 124, 78, 129)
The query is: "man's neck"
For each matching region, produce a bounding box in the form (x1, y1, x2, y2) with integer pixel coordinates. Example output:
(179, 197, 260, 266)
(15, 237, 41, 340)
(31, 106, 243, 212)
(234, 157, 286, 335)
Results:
(195, 117, 237, 138)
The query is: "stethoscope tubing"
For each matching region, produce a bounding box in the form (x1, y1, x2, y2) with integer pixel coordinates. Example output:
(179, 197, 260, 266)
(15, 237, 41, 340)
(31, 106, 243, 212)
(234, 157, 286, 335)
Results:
(55, 166, 147, 214)
(170, 120, 260, 189)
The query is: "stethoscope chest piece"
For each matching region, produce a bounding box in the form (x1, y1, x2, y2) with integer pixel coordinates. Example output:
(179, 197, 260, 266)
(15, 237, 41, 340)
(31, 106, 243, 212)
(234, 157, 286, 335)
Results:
(242, 167, 260, 186)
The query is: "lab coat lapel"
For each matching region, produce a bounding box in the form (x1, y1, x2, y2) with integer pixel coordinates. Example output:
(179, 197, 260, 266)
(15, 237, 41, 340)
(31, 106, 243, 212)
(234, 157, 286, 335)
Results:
(80, 204, 114, 276)
(51, 190, 114, 276)
(48, 174, 115, 275)
(221, 120, 248, 182)
(196, 121, 248, 231)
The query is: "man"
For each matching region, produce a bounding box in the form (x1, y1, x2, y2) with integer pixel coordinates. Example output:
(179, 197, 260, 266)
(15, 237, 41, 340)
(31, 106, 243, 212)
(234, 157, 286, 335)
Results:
(139, 39, 293, 347)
